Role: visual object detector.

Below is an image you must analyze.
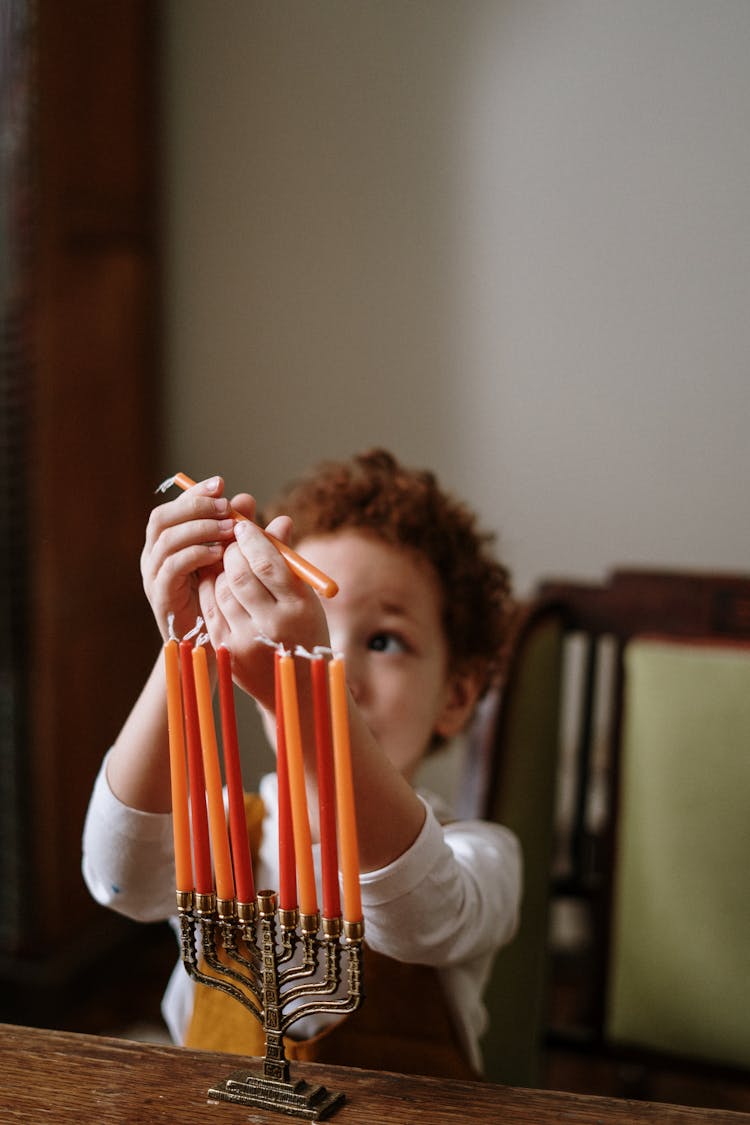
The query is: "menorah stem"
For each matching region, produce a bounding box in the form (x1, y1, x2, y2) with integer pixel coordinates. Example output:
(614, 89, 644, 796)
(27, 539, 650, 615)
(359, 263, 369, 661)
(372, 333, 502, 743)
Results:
(256, 890, 291, 1083)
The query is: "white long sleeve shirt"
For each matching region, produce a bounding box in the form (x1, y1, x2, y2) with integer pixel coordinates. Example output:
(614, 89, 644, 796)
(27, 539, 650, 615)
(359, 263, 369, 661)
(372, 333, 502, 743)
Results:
(82, 755, 521, 1073)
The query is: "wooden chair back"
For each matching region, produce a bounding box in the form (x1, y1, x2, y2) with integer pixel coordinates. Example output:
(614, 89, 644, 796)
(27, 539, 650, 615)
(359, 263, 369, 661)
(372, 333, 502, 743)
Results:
(467, 568, 750, 1088)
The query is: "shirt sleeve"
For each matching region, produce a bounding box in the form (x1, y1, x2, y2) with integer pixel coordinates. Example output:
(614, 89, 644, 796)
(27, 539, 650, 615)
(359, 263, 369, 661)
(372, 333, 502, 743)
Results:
(359, 796, 522, 969)
(81, 752, 178, 923)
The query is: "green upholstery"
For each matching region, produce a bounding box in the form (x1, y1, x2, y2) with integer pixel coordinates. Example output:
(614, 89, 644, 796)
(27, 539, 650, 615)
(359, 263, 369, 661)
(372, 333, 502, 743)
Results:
(481, 610, 564, 1087)
(607, 637, 750, 1069)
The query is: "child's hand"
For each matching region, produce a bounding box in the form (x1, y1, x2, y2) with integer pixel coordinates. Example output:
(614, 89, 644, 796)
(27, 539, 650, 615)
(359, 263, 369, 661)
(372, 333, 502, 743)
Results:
(141, 475, 239, 642)
(198, 512, 330, 710)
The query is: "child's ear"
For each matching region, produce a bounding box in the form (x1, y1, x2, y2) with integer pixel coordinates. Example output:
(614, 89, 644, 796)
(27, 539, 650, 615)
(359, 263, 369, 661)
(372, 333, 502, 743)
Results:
(434, 667, 483, 740)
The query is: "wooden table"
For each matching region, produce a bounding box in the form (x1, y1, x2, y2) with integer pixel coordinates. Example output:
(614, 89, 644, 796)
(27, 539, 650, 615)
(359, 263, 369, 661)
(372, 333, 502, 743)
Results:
(1, 1023, 748, 1124)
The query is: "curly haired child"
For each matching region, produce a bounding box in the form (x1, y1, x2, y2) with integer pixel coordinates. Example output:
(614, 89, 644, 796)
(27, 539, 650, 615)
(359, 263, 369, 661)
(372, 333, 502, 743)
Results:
(83, 449, 521, 1078)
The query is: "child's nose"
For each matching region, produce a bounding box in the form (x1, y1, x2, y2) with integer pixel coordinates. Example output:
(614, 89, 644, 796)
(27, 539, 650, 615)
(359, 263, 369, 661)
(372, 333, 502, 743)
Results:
(346, 670, 364, 705)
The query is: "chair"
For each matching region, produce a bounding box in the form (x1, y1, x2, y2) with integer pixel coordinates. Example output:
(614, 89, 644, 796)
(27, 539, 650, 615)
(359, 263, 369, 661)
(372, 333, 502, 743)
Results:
(460, 601, 565, 1087)
(467, 568, 750, 1096)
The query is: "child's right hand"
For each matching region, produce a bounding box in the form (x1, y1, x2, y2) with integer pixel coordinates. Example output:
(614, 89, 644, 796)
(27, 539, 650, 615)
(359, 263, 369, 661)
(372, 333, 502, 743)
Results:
(141, 475, 240, 642)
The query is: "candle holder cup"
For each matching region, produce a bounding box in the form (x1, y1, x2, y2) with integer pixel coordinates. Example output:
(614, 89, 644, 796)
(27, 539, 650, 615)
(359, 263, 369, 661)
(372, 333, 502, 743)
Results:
(177, 888, 364, 1120)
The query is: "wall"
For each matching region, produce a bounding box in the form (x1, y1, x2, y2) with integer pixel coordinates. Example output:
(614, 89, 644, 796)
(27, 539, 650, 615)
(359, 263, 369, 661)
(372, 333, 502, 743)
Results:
(160, 1, 750, 784)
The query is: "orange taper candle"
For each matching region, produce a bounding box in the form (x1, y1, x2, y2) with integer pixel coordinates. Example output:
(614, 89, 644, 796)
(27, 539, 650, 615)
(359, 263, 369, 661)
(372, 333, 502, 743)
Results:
(311, 655, 341, 920)
(179, 639, 213, 895)
(278, 651, 318, 916)
(328, 656, 362, 923)
(192, 643, 235, 903)
(171, 473, 338, 599)
(275, 650, 297, 912)
(216, 646, 255, 904)
(164, 639, 193, 893)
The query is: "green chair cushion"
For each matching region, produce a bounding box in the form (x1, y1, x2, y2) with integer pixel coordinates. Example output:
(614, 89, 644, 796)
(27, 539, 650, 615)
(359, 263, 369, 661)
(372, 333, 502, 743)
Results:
(607, 637, 750, 1069)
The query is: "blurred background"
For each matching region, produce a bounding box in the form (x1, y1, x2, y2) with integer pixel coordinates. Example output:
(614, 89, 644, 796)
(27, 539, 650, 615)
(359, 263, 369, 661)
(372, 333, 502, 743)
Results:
(1, 0, 748, 1104)
(158, 0, 750, 794)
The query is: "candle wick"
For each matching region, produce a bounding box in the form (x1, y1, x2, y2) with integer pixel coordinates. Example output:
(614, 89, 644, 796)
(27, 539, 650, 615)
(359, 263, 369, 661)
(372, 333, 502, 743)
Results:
(155, 474, 179, 494)
(184, 617, 204, 641)
(255, 632, 282, 651)
(312, 645, 334, 658)
(167, 613, 179, 642)
(195, 632, 210, 648)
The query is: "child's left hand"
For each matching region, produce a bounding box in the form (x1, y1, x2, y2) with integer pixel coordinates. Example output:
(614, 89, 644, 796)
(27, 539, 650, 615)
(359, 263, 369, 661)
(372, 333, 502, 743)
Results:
(197, 501, 330, 710)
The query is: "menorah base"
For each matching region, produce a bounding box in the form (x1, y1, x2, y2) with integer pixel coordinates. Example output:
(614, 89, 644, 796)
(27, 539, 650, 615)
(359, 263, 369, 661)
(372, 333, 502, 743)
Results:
(208, 1069, 347, 1120)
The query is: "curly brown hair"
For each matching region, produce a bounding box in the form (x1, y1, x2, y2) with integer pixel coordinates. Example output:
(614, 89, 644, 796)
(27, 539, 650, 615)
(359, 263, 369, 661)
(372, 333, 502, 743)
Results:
(263, 449, 513, 693)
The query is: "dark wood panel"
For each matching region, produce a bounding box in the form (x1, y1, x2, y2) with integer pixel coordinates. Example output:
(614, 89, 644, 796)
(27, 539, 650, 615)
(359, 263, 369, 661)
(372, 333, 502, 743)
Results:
(1, 1, 161, 989)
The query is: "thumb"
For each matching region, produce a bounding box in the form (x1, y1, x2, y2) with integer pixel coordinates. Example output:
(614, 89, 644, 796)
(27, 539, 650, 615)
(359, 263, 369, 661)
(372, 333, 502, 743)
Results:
(264, 514, 294, 544)
(229, 492, 257, 522)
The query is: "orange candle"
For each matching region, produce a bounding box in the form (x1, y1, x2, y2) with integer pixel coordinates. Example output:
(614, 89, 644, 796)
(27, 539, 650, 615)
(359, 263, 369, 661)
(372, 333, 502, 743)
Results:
(311, 655, 341, 919)
(216, 646, 255, 904)
(164, 640, 193, 893)
(171, 472, 338, 599)
(328, 656, 362, 923)
(192, 644, 235, 903)
(179, 639, 213, 895)
(278, 652, 318, 916)
(275, 650, 297, 912)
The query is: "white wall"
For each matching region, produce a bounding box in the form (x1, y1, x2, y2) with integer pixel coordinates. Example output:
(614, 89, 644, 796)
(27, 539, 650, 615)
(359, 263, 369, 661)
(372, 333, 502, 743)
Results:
(161, 1, 750, 781)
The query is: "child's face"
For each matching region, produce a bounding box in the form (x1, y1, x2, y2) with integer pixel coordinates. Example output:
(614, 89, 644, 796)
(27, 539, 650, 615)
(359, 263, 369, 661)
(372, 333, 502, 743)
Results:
(298, 529, 480, 781)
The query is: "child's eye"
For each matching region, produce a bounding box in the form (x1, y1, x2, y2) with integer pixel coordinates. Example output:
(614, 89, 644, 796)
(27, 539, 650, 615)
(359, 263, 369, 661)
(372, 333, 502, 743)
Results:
(367, 632, 407, 655)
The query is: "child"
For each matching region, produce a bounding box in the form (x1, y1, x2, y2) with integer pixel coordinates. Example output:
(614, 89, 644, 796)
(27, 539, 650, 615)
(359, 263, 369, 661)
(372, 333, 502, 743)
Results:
(82, 449, 521, 1078)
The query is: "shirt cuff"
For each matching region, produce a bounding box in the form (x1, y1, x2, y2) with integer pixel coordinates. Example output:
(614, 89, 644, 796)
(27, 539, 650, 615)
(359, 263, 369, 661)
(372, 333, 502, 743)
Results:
(359, 797, 447, 905)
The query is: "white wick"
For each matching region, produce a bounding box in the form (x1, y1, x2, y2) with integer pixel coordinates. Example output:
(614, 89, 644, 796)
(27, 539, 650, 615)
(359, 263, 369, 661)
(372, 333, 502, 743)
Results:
(155, 474, 178, 494)
(184, 617, 204, 641)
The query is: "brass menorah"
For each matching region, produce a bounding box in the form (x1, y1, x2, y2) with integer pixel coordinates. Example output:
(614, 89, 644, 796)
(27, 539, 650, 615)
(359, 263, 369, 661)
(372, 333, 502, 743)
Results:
(176, 889, 364, 1119)
(165, 626, 366, 1120)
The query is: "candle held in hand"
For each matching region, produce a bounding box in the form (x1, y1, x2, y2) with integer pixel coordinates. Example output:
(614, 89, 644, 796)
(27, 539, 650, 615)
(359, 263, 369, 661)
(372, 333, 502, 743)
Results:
(170, 472, 338, 599)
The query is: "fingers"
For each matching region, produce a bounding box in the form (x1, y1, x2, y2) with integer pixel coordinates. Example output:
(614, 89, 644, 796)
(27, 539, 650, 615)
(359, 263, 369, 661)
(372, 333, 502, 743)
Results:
(220, 521, 294, 611)
(197, 566, 230, 644)
(147, 476, 226, 543)
(212, 519, 313, 646)
(142, 476, 243, 637)
(264, 514, 293, 543)
(194, 496, 329, 702)
(144, 501, 235, 581)
(145, 474, 325, 653)
(228, 492, 257, 522)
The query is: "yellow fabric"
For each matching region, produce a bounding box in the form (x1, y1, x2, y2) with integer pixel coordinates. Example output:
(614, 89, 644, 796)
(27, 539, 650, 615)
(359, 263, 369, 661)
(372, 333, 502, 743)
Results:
(183, 791, 267, 1049)
(242, 791, 266, 871)
(607, 638, 750, 1069)
(184, 964, 265, 1055)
